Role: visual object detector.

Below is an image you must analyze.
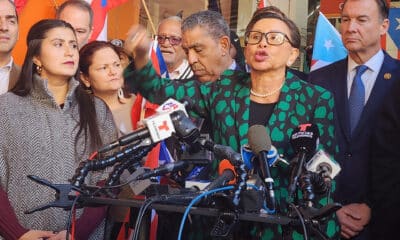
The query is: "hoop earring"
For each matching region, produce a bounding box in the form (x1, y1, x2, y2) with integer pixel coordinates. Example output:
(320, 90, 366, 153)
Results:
(118, 88, 128, 104)
(36, 65, 42, 75)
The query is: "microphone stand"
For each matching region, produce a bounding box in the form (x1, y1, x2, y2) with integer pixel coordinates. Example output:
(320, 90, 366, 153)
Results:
(70, 138, 154, 188)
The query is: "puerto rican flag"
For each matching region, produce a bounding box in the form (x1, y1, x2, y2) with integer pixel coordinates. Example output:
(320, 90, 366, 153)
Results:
(385, 7, 400, 59)
(310, 12, 347, 71)
(150, 38, 169, 77)
(89, 0, 129, 41)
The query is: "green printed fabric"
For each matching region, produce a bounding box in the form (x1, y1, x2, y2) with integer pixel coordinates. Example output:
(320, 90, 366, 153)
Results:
(125, 62, 340, 239)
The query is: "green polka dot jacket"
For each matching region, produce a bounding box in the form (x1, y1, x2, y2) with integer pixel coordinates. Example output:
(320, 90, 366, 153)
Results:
(125, 62, 340, 239)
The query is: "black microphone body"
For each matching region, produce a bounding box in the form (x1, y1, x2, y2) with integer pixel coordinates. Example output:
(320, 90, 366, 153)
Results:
(201, 140, 242, 165)
(288, 152, 307, 197)
(204, 169, 235, 191)
(136, 161, 188, 180)
(288, 123, 320, 198)
(99, 110, 199, 153)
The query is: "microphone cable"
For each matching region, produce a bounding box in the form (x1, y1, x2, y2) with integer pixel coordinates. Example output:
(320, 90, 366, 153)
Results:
(177, 185, 235, 240)
(65, 194, 81, 240)
(66, 148, 99, 240)
(132, 196, 163, 240)
(289, 202, 308, 240)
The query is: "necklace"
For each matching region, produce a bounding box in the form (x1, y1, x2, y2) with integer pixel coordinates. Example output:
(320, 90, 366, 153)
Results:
(250, 82, 285, 98)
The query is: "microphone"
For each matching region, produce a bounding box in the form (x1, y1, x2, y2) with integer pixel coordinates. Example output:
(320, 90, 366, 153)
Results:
(98, 112, 176, 153)
(288, 123, 319, 198)
(305, 149, 341, 181)
(156, 97, 189, 116)
(204, 159, 236, 191)
(201, 140, 242, 165)
(247, 125, 276, 213)
(98, 98, 193, 153)
(241, 144, 288, 170)
(99, 109, 199, 154)
(135, 161, 189, 180)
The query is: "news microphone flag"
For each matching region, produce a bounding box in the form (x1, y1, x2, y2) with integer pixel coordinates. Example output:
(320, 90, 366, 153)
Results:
(310, 12, 347, 71)
(150, 39, 169, 78)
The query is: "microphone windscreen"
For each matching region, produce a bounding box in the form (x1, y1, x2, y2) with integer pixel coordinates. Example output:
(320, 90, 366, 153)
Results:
(248, 125, 272, 154)
(218, 159, 236, 184)
(290, 123, 320, 154)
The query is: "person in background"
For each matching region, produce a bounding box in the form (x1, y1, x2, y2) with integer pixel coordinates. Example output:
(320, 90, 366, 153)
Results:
(157, 16, 193, 80)
(0, 0, 20, 95)
(79, 41, 136, 136)
(0, 19, 117, 240)
(110, 38, 133, 69)
(308, 0, 400, 239)
(79, 40, 174, 240)
(229, 30, 246, 72)
(180, 10, 238, 83)
(123, 7, 339, 239)
(56, 0, 93, 49)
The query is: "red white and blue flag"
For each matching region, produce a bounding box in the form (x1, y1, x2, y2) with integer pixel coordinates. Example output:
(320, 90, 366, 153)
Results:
(310, 12, 347, 71)
(89, 0, 129, 41)
(150, 39, 169, 77)
(257, 0, 267, 9)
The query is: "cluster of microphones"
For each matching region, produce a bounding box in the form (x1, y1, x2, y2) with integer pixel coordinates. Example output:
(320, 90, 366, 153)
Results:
(75, 97, 340, 206)
(27, 98, 342, 239)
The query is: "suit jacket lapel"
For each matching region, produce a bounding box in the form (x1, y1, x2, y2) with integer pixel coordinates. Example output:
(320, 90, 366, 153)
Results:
(351, 53, 397, 137)
(334, 60, 352, 142)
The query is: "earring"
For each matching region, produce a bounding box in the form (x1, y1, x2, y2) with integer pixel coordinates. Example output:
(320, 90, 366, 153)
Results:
(36, 65, 42, 75)
(85, 87, 93, 94)
(118, 88, 128, 104)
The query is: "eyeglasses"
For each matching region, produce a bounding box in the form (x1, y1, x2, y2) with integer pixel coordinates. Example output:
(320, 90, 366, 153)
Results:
(156, 35, 182, 45)
(245, 31, 293, 46)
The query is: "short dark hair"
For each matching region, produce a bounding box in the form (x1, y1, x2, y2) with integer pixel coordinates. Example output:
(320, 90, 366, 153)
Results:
(342, 0, 389, 20)
(1, 0, 18, 22)
(56, 0, 94, 27)
(182, 10, 230, 40)
(245, 10, 301, 49)
(13, 19, 103, 151)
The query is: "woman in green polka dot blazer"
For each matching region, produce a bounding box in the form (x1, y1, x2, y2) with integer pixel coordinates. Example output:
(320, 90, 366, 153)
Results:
(124, 10, 339, 240)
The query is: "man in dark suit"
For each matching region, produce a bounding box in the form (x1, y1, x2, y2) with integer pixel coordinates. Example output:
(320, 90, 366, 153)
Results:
(308, 0, 400, 239)
(0, 0, 20, 94)
(370, 76, 400, 240)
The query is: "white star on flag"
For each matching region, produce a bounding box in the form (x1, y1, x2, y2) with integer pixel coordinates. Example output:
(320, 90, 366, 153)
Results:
(396, 18, 400, 30)
(324, 39, 334, 50)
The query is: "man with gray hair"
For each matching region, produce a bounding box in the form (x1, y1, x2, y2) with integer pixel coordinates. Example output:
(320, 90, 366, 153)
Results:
(157, 16, 193, 80)
(125, 10, 237, 83)
(181, 10, 237, 82)
(56, 0, 93, 49)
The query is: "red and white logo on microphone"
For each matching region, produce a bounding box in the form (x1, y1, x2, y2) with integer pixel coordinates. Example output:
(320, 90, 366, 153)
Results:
(144, 113, 175, 142)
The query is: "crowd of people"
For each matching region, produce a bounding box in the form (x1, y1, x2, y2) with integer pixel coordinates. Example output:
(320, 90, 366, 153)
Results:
(0, 0, 399, 239)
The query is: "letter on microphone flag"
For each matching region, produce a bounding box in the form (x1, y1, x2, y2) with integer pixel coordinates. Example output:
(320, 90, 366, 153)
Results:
(310, 12, 347, 71)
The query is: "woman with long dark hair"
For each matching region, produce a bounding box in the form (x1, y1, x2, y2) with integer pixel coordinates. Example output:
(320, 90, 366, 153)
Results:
(0, 19, 117, 240)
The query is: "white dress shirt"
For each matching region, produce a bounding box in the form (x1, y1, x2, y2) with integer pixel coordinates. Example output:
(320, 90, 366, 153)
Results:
(347, 50, 384, 104)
